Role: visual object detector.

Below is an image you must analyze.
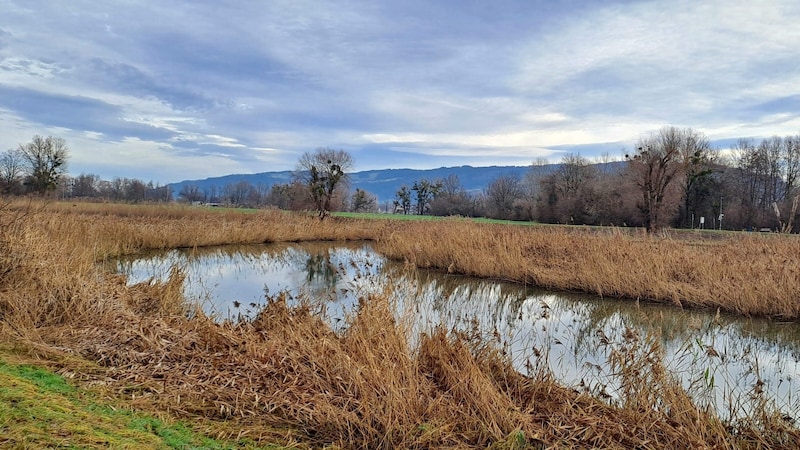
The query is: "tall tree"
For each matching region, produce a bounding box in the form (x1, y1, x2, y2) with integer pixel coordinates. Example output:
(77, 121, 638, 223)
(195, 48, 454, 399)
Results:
(486, 174, 523, 220)
(627, 126, 686, 233)
(545, 153, 599, 224)
(18, 135, 69, 195)
(224, 181, 258, 207)
(124, 178, 147, 203)
(677, 129, 715, 228)
(71, 173, 100, 198)
(0, 148, 25, 194)
(783, 134, 800, 202)
(412, 179, 442, 215)
(178, 184, 204, 203)
(295, 148, 354, 219)
(430, 174, 476, 216)
(519, 157, 551, 220)
(393, 185, 412, 214)
(350, 188, 377, 213)
(731, 137, 784, 228)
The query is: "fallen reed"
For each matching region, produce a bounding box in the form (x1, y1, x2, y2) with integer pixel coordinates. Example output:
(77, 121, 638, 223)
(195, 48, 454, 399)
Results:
(0, 200, 798, 448)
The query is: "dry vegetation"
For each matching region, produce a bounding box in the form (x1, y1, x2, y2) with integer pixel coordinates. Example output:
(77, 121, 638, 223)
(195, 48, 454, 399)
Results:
(1, 199, 799, 449)
(378, 219, 800, 319)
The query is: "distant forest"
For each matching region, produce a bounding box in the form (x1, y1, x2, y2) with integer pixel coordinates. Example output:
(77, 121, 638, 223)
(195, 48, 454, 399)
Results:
(4, 127, 800, 232)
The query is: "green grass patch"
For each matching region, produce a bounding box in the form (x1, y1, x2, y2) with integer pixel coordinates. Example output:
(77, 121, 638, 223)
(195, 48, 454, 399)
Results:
(333, 211, 543, 225)
(0, 358, 278, 449)
(334, 211, 800, 239)
(333, 211, 445, 221)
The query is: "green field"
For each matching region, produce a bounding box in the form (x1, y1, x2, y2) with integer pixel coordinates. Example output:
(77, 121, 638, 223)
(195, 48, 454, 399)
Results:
(331, 211, 738, 235)
(332, 211, 540, 225)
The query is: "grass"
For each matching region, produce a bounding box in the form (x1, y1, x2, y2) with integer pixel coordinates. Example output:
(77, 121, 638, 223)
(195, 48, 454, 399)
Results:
(0, 350, 276, 449)
(334, 211, 443, 220)
(336, 211, 557, 227)
(1, 199, 799, 448)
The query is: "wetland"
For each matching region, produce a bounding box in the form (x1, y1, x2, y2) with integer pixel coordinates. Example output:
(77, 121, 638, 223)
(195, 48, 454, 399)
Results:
(119, 241, 800, 423)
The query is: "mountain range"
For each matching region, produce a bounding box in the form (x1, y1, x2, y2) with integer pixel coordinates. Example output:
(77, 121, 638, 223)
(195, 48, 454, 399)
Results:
(168, 165, 553, 204)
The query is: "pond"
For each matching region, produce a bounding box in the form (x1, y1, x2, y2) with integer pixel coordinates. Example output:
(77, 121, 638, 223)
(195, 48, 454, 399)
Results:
(116, 241, 800, 422)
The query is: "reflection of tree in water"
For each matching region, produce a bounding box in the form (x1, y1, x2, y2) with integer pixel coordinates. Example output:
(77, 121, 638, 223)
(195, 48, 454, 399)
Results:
(304, 250, 339, 291)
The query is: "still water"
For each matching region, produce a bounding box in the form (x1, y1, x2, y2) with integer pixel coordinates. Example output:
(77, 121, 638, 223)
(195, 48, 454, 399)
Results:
(117, 242, 800, 422)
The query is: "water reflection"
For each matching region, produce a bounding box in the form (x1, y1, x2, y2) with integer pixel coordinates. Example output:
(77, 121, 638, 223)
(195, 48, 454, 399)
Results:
(117, 242, 800, 422)
(117, 242, 384, 320)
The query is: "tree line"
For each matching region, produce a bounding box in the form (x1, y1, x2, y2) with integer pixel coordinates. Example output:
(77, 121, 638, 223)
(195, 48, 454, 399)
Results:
(5, 128, 800, 232)
(0, 135, 172, 202)
(387, 126, 800, 233)
(0, 141, 374, 212)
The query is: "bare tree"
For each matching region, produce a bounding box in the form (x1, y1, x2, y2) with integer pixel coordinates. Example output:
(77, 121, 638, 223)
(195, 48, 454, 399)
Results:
(536, 154, 598, 224)
(486, 174, 523, 220)
(520, 157, 551, 220)
(71, 173, 100, 198)
(393, 185, 412, 214)
(412, 179, 442, 215)
(18, 135, 69, 195)
(430, 174, 475, 216)
(295, 148, 354, 219)
(784, 134, 800, 201)
(266, 181, 308, 211)
(438, 174, 462, 199)
(555, 154, 594, 195)
(178, 184, 204, 203)
(207, 185, 221, 204)
(124, 179, 147, 203)
(350, 188, 378, 213)
(0, 148, 25, 194)
(626, 126, 686, 233)
(677, 129, 714, 228)
(266, 183, 291, 210)
(730, 137, 786, 229)
(145, 181, 172, 203)
(224, 181, 257, 207)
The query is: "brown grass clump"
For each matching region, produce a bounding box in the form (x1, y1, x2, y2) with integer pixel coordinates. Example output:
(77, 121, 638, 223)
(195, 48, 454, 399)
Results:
(59, 291, 793, 449)
(376, 219, 800, 319)
(1, 200, 799, 448)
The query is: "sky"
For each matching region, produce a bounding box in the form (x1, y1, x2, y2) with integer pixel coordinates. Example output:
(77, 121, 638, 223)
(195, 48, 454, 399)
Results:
(1, 0, 799, 184)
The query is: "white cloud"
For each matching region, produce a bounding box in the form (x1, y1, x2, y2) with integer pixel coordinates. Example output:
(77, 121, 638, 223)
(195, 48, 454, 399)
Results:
(68, 135, 249, 181)
(202, 135, 246, 148)
(510, 0, 800, 125)
(1, 0, 799, 181)
(702, 115, 800, 142)
(0, 57, 63, 79)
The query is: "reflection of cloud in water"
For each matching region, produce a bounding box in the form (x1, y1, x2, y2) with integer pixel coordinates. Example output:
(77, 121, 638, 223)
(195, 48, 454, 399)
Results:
(117, 242, 800, 421)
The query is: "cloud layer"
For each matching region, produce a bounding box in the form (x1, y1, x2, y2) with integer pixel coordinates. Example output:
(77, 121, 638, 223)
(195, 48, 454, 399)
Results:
(1, 0, 799, 182)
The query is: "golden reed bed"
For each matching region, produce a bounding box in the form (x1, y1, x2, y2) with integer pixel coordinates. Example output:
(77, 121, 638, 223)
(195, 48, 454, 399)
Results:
(377, 219, 800, 319)
(1, 200, 798, 448)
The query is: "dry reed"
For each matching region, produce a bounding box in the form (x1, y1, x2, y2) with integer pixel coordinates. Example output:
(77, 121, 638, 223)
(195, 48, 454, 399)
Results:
(376, 218, 800, 319)
(1, 200, 798, 448)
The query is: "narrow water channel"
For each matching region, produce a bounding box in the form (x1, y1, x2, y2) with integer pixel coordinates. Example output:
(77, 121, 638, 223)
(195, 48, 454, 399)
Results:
(116, 241, 800, 422)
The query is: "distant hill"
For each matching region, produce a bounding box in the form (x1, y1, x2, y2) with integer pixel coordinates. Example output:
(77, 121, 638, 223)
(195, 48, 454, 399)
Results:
(348, 166, 540, 202)
(167, 162, 625, 204)
(169, 165, 537, 204)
